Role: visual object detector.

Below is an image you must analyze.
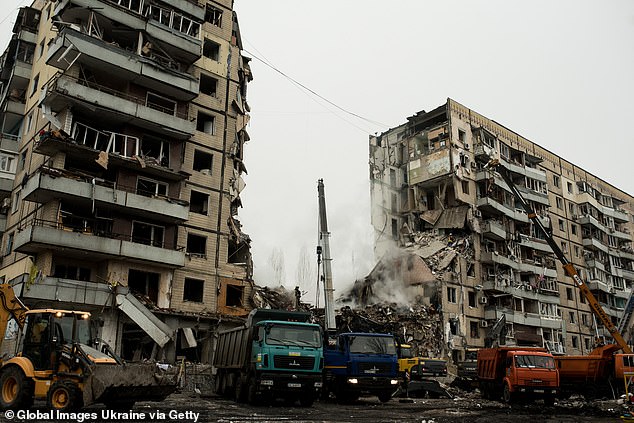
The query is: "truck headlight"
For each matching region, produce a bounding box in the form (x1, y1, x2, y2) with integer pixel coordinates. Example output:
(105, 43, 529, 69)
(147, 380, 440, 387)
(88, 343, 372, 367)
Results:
(261, 380, 274, 386)
(314, 382, 323, 388)
(347, 378, 358, 384)
(390, 379, 399, 385)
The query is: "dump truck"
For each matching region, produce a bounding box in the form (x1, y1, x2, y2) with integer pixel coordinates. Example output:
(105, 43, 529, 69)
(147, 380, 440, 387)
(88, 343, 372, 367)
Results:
(323, 332, 400, 403)
(213, 308, 323, 406)
(0, 284, 177, 410)
(486, 158, 634, 400)
(477, 346, 559, 404)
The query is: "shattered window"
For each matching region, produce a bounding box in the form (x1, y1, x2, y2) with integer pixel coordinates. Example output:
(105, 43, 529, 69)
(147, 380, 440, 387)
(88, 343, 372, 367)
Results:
(447, 287, 457, 303)
(190, 190, 209, 215)
(205, 5, 223, 26)
(183, 278, 204, 302)
(203, 39, 220, 61)
(193, 150, 213, 173)
(200, 73, 218, 97)
(226, 284, 243, 307)
(187, 233, 207, 257)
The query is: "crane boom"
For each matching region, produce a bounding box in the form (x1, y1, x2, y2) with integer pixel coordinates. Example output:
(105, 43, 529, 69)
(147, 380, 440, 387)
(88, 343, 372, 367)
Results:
(317, 179, 336, 331)
(486, 159, 632, 354)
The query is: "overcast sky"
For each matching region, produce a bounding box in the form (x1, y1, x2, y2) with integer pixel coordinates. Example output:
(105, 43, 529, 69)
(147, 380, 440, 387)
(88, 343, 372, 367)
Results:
(2, 1, 634, 305)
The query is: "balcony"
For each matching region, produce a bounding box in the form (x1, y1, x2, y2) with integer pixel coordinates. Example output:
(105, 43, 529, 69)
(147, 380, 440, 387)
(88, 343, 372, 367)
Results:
(578, 192, 630, 223)
(582, 237, 609, 254)
(17, 277, 113, 307)
(482, 220, 506, 241)
(501, 157, 547, 183)
(476, 197, 529, 223)
(518, 234, 553, 254)
(14, 219, 185, 268)
(517, 185, 550, 206)
(22, 168, 189, 223)
(54, 0, 202, 64)
(517, 261, 557, 278)
(615, 267, 634, 282)
(482, 280, 560, 303)
(46, 29, 199, 101)
(587, 279, 610, 293)
(481, 251, 519, 268)
(485, 307, 562, 329)
(40, 74, 195, 139)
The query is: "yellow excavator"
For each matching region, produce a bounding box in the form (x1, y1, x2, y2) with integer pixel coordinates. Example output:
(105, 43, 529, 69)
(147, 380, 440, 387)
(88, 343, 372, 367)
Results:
(0, 284, 177, 410)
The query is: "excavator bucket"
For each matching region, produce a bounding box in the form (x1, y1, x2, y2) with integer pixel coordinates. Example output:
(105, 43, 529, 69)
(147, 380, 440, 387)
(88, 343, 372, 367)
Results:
(83, 362, 178, 406)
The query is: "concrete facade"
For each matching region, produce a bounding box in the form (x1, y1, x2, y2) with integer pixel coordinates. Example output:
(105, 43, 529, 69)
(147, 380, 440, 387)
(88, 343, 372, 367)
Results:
(0, 0, 252, 363)
(369, 98, 634, 364)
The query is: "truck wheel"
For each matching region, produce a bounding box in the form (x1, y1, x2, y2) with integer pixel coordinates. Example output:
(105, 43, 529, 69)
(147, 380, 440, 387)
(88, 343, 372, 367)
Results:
(47, 380, 81, 411)
(235, 379, 246, 403)
(247, 378, 259, 405)
(378, 392, 392, 403)
(502, 384, 513, 404)
(0, 366, 34, 410)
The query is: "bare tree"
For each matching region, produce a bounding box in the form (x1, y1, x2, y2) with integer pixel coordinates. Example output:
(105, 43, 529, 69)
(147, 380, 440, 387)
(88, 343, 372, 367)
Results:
(295, 245, 313, 293)
(269, 248, 286, 286)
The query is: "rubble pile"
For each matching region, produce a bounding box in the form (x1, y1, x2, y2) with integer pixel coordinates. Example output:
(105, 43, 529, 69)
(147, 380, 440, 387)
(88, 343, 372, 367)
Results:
(333, 301, 445, 357)
(250, 284, 309, 311)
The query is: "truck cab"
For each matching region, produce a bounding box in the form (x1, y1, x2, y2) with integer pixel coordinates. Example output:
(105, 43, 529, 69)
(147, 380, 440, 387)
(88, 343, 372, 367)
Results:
(398, 344, 447, 378)
(324, 332, 399, 403)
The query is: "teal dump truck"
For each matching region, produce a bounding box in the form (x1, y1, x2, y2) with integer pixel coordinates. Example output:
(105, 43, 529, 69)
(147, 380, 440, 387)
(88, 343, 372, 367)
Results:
(213, 309, 323, 406)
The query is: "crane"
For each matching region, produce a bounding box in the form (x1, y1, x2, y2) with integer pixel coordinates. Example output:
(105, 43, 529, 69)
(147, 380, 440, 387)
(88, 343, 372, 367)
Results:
(317, 179, 336, 332)
(485, 158, 632, 354)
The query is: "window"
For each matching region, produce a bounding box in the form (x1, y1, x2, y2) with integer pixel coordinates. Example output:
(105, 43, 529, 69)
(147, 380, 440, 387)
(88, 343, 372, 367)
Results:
(390, 193, 397, 212)
(0, 155, 14, 172)
(581, 313, 589, 326)
(29, 73, 39, 97)
(5, 232, 14, 256)
(468, 291, 476, 308)
(146, 92, 176, 116)
(389, 169, 396, 187)
(391, 218, 398, 240)
(226, 284, 244, 307)
(128, 269, 159, 304)
(574, 245, 580, 257)
(560, 241, 568, 254)
(193, 150, 213, 173)
(205, 5, 223, 26)
(196, 111, 215, 135)
(571, 224, 577, 235)
(447, 287, 457, 304)
(183, 278, 204, 302)
(461, 180, 469, 194)
(132, 221, 164, 247)
(11, 190, 20, 214)
(37, 39, 45, 60)
(553, 175, 560, 188)
(571, 336, 578, 348)
(189, 190, 209, 215)
(19, 151, 26, 171)
(566, 287, 573, 301)
(558, 219, 565, 231)
(556, 196, 563, 209)
(470, 321, 479, 338)
(567, 181, 573, 194)
(584, 338, 590, 351)
(569, 311, 576, 324)
(136, 177, 168, 197)
(203, 39, 220, 61)
(53, 265, 91, 281)
(458, 129, 466, 142)
(199, 73, 218, 97)
(186, 233, 207, 257)
(26, 113, 33, 133)
(580, 294, 586, 304)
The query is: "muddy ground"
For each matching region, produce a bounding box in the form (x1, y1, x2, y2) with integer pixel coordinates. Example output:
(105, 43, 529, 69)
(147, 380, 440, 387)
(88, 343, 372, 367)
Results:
(1, 392, 629, 423)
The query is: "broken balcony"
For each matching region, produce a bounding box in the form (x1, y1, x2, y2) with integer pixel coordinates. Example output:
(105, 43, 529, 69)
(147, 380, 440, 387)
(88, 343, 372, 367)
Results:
(578, 193, 629, 223)
(582, 236, 610, 255)
(476, 196, 530, 223)
(53, 0, 202, 64)
(40, 74, 195, 139)
(22, 167, 189, 224)
(482, 280, 561, 303)
(500, 156, 547, 183)
(13, 218, 185, 268)
(46, 29, 199, 101)
(615, 266, 634, 282)
(485, 307, 562, 329)
(15, 276, 113, 307)
(482, 220, 507, 241)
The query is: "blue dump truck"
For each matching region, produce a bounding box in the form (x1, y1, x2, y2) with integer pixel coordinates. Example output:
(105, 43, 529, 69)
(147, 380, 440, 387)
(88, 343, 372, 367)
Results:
(213, 309, 323, 406)
(324, 332, 400, 403)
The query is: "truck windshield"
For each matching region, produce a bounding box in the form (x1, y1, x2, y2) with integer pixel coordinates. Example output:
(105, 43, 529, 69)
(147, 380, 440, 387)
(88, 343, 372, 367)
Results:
(400, 346, 413, 358)
(349, 336, 396, 355)
(265, 325, 321, 348)
(515, 355, 555, 369)
(54, 314, 92, 345)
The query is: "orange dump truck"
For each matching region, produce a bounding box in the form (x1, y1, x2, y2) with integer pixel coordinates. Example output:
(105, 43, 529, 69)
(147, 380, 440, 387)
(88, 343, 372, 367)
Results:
(555, 344, 634, 400)
(477, 347, 559, 405)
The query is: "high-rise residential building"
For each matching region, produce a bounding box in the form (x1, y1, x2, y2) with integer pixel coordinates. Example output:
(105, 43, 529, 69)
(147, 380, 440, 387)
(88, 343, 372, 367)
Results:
(0, 0, 253, 363)
(369, 98, 634, 364)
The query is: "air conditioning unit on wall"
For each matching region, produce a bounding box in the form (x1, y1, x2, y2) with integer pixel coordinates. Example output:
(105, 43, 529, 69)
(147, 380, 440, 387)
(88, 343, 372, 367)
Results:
(479, 296, 488, 304)
(480, 320, 488, 328)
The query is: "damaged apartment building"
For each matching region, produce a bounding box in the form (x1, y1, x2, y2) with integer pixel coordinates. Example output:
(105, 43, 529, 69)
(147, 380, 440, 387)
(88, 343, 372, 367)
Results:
(369, 98, 634, 364)
(0, 0, 253, 363)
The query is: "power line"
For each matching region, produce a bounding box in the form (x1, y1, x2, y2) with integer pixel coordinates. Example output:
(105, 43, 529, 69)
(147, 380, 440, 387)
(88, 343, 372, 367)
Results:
(242, 43, 389, 133)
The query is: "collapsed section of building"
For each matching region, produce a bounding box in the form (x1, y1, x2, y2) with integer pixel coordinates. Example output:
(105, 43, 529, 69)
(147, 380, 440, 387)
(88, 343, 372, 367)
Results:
(367, 98, 634, 366)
